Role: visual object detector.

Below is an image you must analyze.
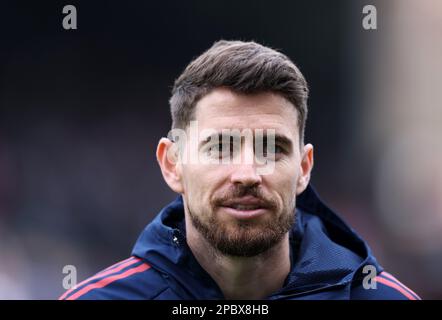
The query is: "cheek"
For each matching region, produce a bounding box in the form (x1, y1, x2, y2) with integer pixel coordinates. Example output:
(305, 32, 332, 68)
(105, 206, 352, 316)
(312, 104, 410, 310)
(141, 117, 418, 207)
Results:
(276, 158, 299, 183)
(181, 165, 219, 204)
(270, 166, 299, 205)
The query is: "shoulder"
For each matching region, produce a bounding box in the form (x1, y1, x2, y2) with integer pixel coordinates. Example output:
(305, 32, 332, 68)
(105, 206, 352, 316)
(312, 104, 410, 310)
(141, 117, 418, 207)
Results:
(350, 270, 422, 300)
(59, 256, 173, 300)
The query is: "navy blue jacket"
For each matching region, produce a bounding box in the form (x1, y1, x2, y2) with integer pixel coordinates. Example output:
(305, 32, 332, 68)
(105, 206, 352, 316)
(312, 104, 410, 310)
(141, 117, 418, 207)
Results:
(60, 185, 421, 300)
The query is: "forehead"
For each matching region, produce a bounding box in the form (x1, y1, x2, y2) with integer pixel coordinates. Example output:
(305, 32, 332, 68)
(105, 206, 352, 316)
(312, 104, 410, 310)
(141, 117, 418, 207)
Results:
(194, 88, 299, 138)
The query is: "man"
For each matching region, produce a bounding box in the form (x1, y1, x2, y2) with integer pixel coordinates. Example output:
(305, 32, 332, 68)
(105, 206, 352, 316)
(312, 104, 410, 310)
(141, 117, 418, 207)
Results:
(60, 40, 421, 300)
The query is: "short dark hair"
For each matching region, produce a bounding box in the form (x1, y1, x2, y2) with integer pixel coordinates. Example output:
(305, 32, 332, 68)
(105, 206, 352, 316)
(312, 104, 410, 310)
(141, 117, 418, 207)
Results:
(169, 40, 309, 143)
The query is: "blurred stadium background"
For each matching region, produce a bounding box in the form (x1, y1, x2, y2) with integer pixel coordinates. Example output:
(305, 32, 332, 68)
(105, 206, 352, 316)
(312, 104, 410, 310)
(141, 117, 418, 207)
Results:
(0, 0, 441, 299)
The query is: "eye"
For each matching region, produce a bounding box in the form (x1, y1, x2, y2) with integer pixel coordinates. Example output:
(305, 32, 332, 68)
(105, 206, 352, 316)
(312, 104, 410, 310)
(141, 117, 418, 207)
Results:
(207, 139, 235, 158)
(257, 141, 284, 153)
(263, 145, 284, 155)
(274, 145, 285, 154)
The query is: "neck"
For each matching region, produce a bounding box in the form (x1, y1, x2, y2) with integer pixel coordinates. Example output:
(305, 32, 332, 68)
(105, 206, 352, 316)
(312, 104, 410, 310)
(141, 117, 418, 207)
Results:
(185, 215, 291, 300)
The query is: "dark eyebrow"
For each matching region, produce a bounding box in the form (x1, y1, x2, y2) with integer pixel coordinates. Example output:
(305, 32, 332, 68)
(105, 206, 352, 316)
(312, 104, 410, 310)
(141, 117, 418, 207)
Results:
(198, 132, 228, 150)
(198, 131, 294, 151)
(273, 134, 293, 150)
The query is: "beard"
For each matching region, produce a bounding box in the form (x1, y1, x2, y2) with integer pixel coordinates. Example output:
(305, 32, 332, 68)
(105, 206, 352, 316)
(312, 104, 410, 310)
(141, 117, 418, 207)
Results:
(187, 185, 296, 257)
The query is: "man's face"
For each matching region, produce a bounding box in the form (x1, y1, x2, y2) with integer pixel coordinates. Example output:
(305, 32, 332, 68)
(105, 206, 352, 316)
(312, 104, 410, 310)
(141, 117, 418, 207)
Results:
(173, 88, 312, 257)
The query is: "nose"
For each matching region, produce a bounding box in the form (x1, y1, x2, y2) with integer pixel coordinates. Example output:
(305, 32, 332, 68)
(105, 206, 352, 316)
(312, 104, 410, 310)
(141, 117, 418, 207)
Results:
(229, 136, 263, 186)
(230, 164, 262, 186)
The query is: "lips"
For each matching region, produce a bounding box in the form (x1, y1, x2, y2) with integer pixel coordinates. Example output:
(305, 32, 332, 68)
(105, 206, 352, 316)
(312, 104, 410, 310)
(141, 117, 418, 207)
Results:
(219, 196, 271, 220)
(225, 203, 264, 210)
(221, 196, 269, 210)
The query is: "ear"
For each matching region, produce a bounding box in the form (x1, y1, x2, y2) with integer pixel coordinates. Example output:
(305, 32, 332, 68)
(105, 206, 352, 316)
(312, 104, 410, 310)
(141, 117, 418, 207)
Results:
(296, 143, 314, 195)
(156, 137, 184, 194)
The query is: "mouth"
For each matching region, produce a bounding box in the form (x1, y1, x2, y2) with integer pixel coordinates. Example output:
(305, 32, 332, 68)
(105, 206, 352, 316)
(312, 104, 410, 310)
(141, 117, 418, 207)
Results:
(219, 197, 271, 220)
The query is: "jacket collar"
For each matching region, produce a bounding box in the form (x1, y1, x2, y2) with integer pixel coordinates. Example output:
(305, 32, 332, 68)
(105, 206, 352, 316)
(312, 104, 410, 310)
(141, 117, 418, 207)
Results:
(132, 184, 382, 299)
